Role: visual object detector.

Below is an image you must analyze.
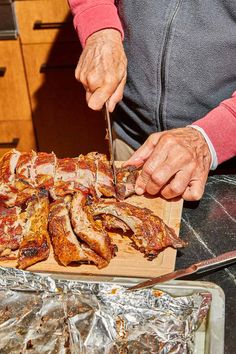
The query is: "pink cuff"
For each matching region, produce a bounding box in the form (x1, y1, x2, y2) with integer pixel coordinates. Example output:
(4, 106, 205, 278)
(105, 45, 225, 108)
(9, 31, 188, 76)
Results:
(72, 4, 124, 47)
(192, 96, 236, 165)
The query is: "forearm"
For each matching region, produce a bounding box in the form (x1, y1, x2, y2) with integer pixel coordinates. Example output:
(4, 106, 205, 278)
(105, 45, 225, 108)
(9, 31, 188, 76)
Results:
(192, 91, 236, 165)
(68, 0, 124, 47)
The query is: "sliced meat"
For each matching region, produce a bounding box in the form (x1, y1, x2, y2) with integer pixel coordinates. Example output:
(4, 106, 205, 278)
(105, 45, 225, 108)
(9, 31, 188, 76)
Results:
(90, 152, 116, 198)
(98, 214, 130, 233)
(49, 200, 107, 268)
(49, 157, 77, 199)
(0, 150, 21, 206)
(34, 152, 56, 189)
(1, 151, 37, 207)
(76, 154, 96, 190)
(115, 166, 139, 200)
(0, 149, 20, 184)
(70, 191, 114, 262)
(16, 151, 37, 186)
(0, 206, 25, 258)
(90, 201, 185, 259)
(17, 194, 50, 269)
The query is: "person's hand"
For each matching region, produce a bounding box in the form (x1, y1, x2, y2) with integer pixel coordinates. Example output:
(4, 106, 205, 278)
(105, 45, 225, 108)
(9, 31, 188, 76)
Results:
(123, 127, 212, 201)
(75, 29, 127, 112)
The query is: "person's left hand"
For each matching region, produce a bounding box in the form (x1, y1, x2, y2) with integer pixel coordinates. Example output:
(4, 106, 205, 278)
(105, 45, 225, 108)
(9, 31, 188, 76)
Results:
(123, 127, 212, 201)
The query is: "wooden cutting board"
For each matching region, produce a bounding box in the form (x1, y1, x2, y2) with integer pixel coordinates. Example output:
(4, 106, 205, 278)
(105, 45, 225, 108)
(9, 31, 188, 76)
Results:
(0, 194, 183, 278)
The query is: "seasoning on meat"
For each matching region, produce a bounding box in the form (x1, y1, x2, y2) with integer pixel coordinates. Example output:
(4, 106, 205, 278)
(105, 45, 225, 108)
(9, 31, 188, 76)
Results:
(49, 200, 107, 268)
(0, 149, 185, 269)
(115, 166, 139, 200)
(17, 193, 50, 269)
(89, 201, 185, 259)
(70, 191, 115, 262)
(0, 206, 24, 259)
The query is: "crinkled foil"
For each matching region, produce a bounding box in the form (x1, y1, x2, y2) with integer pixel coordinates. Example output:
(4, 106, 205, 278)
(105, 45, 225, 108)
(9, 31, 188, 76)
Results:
(0, 266, 211, 354)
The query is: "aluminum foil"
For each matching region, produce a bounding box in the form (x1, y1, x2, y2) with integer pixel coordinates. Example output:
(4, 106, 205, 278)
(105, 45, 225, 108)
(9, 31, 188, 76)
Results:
(0, 266, 211, 354)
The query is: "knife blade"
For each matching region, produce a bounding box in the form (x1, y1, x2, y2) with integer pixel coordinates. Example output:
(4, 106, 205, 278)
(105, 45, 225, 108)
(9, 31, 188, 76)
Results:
(105, 101, 116, 184)
(127, 249, 236, 292)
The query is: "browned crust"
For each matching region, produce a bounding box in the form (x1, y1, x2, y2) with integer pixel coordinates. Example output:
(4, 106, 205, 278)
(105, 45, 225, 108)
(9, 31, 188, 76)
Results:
(70, 192, 115, 262)
(115, 166, 139, 200)
(49, 201, 108, 268)
(90, 201, 186, 258)
(17, 196, 50, 269)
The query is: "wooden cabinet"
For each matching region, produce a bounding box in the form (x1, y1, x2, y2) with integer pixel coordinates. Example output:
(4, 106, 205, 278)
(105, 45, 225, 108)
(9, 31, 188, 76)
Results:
(0, 40, 31, 121)
(15, 0, 107, 157)
(0, 39, 36, 156)
(15, 0, 77, 44)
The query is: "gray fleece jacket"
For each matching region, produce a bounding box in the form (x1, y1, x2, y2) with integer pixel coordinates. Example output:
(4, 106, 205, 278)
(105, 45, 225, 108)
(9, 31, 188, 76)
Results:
(112, 0, 236, 150)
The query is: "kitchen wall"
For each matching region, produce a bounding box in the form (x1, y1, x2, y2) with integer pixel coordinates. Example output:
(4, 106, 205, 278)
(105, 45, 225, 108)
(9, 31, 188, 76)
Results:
(0, 0, 107, 158)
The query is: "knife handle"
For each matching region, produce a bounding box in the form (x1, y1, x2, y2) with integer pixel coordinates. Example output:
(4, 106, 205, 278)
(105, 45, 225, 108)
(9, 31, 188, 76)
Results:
(195, 250, 236, 273)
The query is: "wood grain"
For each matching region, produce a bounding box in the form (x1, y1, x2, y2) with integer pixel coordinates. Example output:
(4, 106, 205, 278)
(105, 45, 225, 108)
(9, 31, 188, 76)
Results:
(15, 0, 77, 44)
(0, 121, 36, 157)
(0, 194, 183, 278)
(0, 40, 32, 121)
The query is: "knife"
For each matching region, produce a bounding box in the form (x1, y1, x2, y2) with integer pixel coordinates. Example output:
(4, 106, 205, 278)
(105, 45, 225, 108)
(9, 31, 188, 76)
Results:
(105, 101, 116, 184)
(127, 249, 236, 291)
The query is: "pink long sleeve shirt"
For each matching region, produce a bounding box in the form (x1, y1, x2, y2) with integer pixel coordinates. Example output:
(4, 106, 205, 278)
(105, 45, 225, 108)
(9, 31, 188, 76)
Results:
(68, 0, 236, 166)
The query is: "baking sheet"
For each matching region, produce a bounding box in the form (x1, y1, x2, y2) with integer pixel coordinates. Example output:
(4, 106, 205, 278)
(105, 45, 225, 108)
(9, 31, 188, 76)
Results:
(0, 267, 223, 354)
(51, 274, 225, 354)
(0, 195, 183, 278)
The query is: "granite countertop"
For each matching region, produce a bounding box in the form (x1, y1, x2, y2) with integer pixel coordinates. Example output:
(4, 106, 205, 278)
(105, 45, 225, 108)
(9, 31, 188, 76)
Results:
(176, 172, 236, 354)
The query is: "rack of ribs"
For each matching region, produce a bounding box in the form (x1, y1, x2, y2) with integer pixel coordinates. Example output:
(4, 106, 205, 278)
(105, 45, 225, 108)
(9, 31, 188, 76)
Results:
(89, 201, 185, 259)
(0, 149, 185, 269)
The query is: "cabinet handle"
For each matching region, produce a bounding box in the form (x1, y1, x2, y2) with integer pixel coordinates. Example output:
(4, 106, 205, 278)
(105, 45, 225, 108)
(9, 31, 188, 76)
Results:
(33, 21, 69, 30)
(40, 63, 75, 73)
(0, 67, 6, 77)
(0, 138, 19, 148)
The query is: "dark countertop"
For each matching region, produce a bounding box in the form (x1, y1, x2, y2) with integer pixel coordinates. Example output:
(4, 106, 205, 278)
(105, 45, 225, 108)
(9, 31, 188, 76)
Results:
(176, 173, 236, 354)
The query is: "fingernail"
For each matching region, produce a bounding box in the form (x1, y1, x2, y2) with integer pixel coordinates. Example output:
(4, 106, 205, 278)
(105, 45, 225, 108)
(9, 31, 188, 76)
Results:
(135, 187, 144, 195)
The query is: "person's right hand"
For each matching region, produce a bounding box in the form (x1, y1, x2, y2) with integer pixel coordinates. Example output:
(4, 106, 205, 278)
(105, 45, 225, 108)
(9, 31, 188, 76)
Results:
(75, 29, 127, 112)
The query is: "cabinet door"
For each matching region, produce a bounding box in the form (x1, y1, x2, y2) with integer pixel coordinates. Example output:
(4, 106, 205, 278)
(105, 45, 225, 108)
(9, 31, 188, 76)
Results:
(15, 0, 77, 44)
(22, 42, 107, 157)
(0, 120, 36, 157)
(0, 40, 31, 121)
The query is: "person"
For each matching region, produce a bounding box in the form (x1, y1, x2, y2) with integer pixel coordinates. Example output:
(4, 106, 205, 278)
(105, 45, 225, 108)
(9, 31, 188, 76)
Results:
(68, 0, 236, 201)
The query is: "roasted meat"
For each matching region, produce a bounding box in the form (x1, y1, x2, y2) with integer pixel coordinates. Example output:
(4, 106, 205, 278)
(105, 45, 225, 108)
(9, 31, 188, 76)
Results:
(0, 149, 20, 184)
(90, 201, 185, 259)
(0, 149, 185, 270)
(0, 150, 20, 206)
(15, 151, 37, 185)
(17, 194, 50, 269)
(49, 200, 107, 268)
(115, 166, 139, 200)
(89, 152, 115, 197)
(0, 206, 24, 259)
(35, 152, 56, 189)
(49, 157, 77, 199)
(70, 191, 115, 262)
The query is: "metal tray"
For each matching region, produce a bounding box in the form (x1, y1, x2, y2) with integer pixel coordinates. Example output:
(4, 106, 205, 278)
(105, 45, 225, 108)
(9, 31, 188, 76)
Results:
(50, 274, 225, 354)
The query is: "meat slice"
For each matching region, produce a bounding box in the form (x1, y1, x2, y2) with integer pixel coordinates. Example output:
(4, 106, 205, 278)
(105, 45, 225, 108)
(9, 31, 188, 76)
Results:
(0, 206, 25, 259)
(17, 193, 50, 269)
(16, 151, 37, 185)
(49, 200, 107, 268)
(90, 201, 185, 259)
(87, 152, 116, 198)
(70, 191, 114, 262)
(115, 166, 139, 200)
(76, 153, 96, 190)
(34, 152, 56, 189)
(0, 150, 21, 206)
(1, 151, 37, 207)
(0, 149, 20, 184)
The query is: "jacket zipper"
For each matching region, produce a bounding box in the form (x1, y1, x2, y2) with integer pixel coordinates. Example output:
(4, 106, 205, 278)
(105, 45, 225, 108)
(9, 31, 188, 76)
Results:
(158, 0, 182, 131)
